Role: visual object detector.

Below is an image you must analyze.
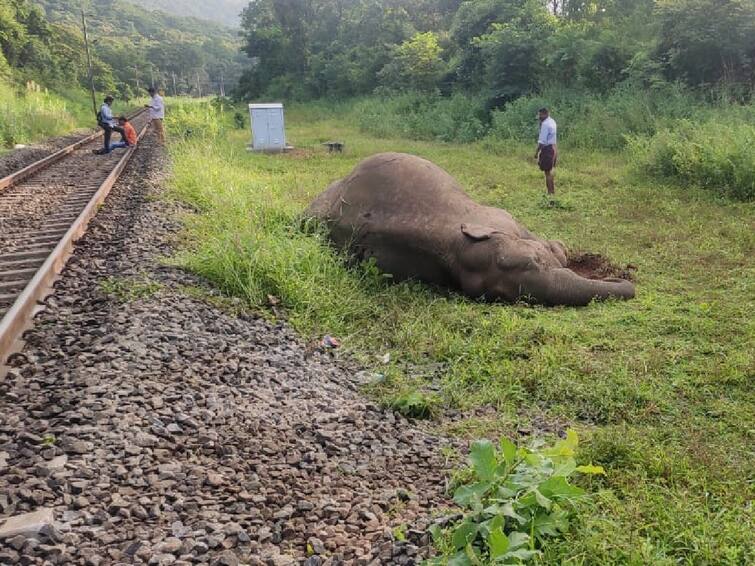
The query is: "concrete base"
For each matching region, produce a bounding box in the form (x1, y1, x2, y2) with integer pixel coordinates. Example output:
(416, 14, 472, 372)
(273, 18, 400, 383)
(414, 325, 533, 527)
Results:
(246, 145, 295, 154)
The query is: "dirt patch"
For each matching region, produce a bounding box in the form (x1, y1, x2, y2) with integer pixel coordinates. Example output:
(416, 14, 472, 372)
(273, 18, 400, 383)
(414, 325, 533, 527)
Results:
(567, 252, 636, 281)
(281, 147, 317, 159)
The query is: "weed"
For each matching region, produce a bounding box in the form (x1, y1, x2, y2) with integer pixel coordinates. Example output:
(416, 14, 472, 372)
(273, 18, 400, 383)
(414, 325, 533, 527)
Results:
(100, 276, 162, 302)
(428, 431, 605, 564)
(388, 390, 438, 420)
(393, 524, 408, 542)
(628, 119, 755, 200)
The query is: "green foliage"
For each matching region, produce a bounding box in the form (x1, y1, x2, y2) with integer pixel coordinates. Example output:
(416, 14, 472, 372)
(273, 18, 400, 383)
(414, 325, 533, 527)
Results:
(628, 119, 755, 200)
(428, 431, 605, 564)
(0, 0, 250, 99)
(655, 0, 755, 87)
(237, 0, 754, 102)
(473, 0, 556, 101)
(378, 32, 446, 92)
(124, 0, 247, 27)
(489, 84, 702, 149)
(388, 390, 437, 419)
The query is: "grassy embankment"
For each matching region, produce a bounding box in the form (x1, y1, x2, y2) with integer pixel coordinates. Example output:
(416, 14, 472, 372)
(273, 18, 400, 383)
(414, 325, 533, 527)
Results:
(0, 81, 97, 151)
(165, 99, 753, 564)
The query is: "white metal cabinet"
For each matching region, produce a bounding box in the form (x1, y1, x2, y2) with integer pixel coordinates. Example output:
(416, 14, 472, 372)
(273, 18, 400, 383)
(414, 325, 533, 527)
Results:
(249, 103, 286, 151)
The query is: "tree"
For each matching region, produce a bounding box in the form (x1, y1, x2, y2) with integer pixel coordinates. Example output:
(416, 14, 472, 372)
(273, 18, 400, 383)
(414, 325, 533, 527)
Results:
(379, 32, 445, 92)
(474, 0, 556, 100)
(655, 0, 755, 87)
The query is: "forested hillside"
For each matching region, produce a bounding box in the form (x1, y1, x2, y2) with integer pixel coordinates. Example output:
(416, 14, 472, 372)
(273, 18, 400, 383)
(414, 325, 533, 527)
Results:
(0, 0, 248, 101)
(238, 0, 755, 100)
(125, 0, 247, 27)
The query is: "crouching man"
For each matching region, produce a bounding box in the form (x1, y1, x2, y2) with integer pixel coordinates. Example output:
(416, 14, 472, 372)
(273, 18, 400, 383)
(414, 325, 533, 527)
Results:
(108, 117, 137, 151)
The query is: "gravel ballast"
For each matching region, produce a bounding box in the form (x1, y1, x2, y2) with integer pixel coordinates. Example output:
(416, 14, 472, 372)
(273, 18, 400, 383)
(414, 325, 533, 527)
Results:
(0, 130, 97, 180)
(0, 131, 455, 565)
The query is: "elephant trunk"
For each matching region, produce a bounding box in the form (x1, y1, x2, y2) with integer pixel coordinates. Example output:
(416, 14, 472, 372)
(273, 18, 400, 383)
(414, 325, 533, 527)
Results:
(521, 268, 635, 306)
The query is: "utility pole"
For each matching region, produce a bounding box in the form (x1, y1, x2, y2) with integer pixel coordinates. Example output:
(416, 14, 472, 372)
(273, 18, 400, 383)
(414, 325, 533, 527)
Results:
(134, 65, 140, 91)
(80, 4, 97, 117)
(150, 66, 155, 89)
(220, 71, 225, 98)
(195, 71, 202, 98)
(172, 72, 177, 97)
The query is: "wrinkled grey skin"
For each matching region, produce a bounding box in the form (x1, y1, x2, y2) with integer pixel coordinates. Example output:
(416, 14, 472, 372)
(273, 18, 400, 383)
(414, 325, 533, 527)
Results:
(305, 152, 635, 306)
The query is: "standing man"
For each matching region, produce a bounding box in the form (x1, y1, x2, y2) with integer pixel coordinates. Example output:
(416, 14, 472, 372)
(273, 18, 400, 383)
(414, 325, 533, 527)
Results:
(95, 95, 126, 155)
(145, 87, 165, 144)
(534, 107, 557, 195)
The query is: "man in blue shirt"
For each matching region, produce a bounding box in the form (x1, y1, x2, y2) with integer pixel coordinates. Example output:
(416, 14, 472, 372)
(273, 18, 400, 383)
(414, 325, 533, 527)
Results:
(534, 107, 558, 195)
(95, 95, 126, 155)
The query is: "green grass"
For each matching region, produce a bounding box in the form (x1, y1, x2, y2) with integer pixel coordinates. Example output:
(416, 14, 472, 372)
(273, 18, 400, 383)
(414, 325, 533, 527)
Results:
(165, 101, 754, 564)
(0, 81, 94, 148)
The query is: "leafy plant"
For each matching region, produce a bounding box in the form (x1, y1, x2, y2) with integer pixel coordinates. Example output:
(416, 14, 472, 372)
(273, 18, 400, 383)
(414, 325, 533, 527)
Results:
(428, 431, 605, 565)
(389, 390, 437, 419)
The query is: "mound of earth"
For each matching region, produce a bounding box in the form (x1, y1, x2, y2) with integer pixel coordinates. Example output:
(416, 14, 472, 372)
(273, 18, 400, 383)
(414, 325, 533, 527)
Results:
(567, 252, 636, 281)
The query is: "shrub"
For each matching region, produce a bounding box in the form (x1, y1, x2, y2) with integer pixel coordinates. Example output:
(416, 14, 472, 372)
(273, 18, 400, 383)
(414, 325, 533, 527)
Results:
(628, 119, 755, 200)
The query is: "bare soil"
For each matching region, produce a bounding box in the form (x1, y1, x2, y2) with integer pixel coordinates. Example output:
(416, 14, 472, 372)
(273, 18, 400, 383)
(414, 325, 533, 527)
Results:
(567, 252, 636, 281)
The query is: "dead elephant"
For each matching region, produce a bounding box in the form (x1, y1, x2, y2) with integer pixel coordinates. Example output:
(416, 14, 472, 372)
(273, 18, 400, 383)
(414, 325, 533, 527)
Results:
(305, 152, 635, 306)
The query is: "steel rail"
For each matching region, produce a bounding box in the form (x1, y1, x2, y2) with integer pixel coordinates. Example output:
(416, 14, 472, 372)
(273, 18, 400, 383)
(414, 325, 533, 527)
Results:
(0, 111, 152, 372)
(0, 108, 148, 193)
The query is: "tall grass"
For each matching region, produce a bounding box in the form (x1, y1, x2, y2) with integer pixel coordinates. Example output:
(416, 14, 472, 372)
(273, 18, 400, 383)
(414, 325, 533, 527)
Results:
(352, 91, 489, 143)
(488, 84, 704, 150)
(0, 81, 92, 147)
(628, 120, 755, 200)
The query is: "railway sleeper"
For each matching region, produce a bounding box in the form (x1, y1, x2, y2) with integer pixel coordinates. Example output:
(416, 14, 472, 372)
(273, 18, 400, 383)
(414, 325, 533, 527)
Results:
(2, 228, 66, 239)
(0, 279, 28, 293)
(0, 250, 51, 262)
(0, 292, 19, 307)
(0, 268, 38, 282)
(0, 258, 45, 271)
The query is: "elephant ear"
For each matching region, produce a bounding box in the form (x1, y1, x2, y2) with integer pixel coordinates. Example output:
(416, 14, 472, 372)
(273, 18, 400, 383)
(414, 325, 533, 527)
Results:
(461, 223, 500, 241)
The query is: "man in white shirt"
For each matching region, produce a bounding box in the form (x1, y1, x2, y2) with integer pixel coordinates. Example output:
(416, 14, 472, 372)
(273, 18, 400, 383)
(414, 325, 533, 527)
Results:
(145, 87, 165, 144)
(534, 107, 558, 195)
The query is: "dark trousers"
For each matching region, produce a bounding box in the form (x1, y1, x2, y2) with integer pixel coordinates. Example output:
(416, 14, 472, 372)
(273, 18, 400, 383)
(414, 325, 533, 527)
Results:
(100, 123, 126, 151)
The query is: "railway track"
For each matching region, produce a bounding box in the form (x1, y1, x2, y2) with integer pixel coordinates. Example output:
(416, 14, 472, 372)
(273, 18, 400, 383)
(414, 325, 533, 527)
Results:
(0, 109, 150, 373)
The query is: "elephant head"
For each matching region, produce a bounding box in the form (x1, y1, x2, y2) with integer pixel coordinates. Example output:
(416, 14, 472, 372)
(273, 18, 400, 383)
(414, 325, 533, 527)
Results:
(457, 223, 635, 306)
